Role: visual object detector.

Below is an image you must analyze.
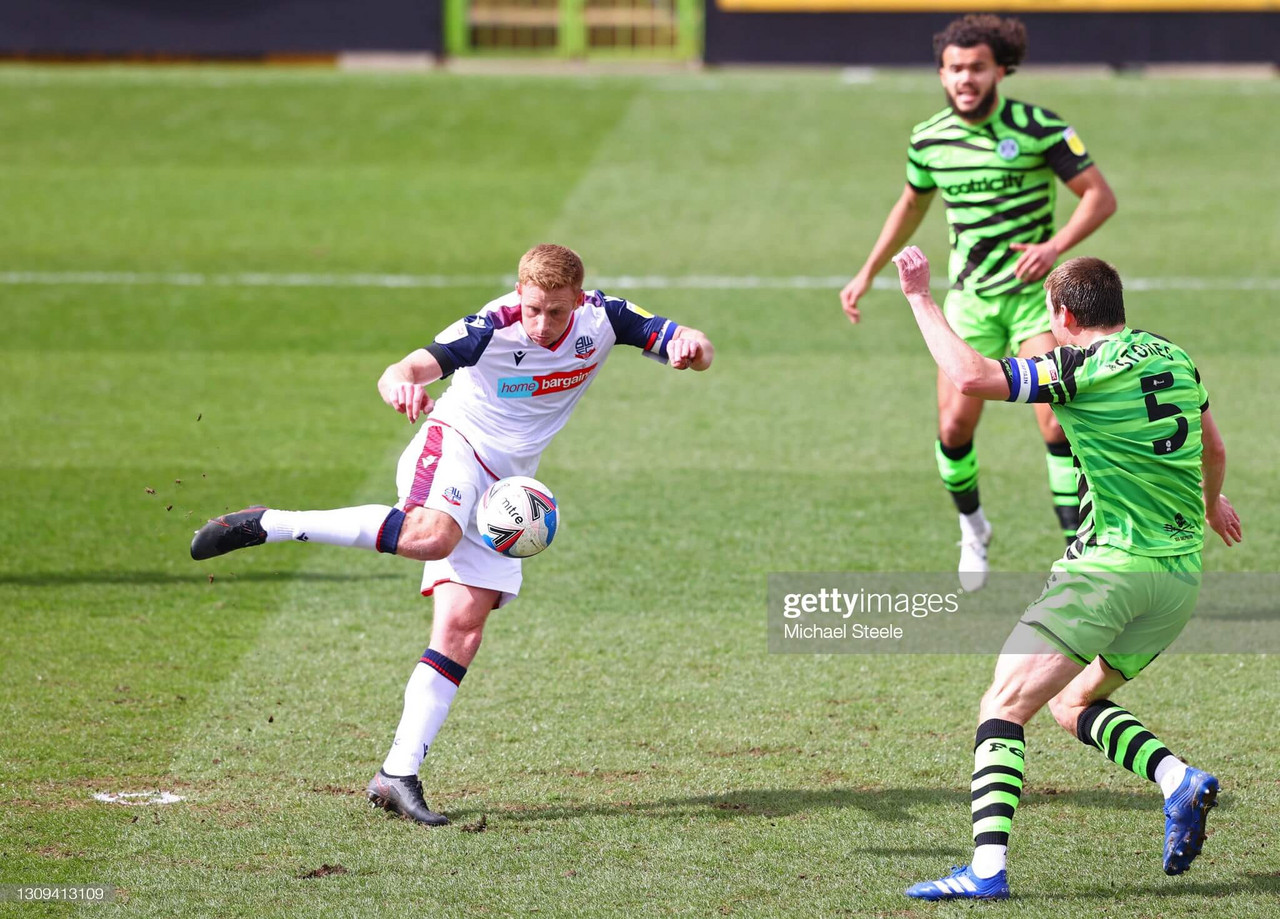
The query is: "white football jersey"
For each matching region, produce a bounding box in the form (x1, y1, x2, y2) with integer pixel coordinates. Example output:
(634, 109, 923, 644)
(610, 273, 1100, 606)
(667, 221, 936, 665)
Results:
(424, 289, 676, 479)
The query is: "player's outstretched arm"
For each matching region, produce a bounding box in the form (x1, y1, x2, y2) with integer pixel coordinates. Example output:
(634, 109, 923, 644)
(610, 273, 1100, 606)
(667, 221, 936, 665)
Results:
(841, 184, 935, 324)
(1200, 409, 1242, 546)
(668, 326, 714, 371)
(1012, 166, 1117, 282)
(894, 246, 1008, 400)
(377, 348, 445, 423)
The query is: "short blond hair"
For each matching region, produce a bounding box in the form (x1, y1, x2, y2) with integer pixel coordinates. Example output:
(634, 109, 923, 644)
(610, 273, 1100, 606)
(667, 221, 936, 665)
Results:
(518, 244, 584, 291)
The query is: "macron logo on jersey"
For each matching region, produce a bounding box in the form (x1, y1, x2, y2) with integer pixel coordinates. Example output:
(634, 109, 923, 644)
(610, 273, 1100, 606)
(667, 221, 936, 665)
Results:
(497, 364, 598, 399)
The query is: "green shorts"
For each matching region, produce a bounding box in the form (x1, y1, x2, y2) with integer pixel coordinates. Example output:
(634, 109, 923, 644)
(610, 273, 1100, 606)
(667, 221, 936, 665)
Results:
(943, 286, 1052, 358)
(1017, 545, 1202, 680)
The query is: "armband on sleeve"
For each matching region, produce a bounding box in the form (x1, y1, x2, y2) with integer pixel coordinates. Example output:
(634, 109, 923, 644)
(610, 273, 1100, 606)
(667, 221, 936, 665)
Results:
(1002, 350, 1083, 405)
(1000, 356, 1064, 404)
(1001, 357, 1036, 403)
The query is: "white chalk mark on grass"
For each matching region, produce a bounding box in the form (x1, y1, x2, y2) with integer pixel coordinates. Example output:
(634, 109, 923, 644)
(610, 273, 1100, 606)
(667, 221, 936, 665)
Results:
(93, 791, 185, 805)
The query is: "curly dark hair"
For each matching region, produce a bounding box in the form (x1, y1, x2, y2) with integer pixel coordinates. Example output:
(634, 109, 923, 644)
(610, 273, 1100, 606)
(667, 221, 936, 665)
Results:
(933, 14, 1028, 74)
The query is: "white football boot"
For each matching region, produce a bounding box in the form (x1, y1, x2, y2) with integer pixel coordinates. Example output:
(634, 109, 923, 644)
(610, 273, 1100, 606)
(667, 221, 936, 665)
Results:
(957, 510, 992, 592)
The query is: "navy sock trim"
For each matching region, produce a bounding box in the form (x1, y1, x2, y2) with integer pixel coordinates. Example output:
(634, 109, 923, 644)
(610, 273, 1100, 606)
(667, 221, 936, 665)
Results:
(377, 508, 406, 554)
(420, 648, 467, 686)
(939, 439, 975, 461)
(975, 718, 1025, 748)
(1046, 439, 1073, 457)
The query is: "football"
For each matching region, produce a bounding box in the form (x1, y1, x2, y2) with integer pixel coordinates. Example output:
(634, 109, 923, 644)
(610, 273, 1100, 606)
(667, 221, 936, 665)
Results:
(477, 476, 559, 558)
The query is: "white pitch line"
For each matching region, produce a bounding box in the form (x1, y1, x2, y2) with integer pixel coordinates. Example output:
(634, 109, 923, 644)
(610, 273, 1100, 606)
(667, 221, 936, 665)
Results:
(0, 67, 1273, 96)
(0, 270, 505, 289)
(0, 269, 1276, 293)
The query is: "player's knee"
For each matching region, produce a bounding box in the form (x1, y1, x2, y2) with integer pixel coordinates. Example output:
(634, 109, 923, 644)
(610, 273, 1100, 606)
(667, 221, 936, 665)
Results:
(436, 615, 487, 662)
(417, 533, 458, 561)
(1047, 692, 1080, 733)
(453, 625, 485, 662)
(397, 509, 462, 561)
(938, 415, 977, 448)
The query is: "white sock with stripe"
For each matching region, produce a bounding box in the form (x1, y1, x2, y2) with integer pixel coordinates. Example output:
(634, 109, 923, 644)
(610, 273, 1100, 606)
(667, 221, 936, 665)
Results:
(381, 651, 467, 777)
(261, 505, 395, 549)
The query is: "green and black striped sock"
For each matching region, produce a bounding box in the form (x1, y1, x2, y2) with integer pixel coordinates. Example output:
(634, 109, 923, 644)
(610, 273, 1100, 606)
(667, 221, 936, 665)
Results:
(1076, 701, 1174, 782)
(971, 719, 1025, 872)
(936, 439, 980, 515)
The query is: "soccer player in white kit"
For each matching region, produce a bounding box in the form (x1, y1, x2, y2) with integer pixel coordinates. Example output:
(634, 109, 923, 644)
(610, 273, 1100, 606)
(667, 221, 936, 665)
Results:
(190, 245, 715, 824)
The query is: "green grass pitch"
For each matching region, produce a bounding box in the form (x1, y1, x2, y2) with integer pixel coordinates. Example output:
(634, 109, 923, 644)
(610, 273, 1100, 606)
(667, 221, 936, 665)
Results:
(0, 65, 1277, 916)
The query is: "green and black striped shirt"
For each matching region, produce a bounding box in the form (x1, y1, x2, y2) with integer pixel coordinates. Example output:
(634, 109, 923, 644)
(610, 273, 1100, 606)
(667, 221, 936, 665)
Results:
(1001, 329, 1209, 557)
(906, 97, 1094, 298)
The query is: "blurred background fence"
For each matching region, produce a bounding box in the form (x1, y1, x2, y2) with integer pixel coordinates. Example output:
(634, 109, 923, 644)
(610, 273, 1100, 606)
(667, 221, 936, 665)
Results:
(0, 1, 1274, 64)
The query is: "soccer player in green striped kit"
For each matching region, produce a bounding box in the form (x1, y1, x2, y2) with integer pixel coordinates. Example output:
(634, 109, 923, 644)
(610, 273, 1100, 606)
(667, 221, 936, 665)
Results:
(890, 244, 1242, 899)
(841, 14, 1117, 589)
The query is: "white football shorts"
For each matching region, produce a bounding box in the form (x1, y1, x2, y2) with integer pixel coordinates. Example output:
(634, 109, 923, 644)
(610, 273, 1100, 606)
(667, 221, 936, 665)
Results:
(394, 419, 521, 608)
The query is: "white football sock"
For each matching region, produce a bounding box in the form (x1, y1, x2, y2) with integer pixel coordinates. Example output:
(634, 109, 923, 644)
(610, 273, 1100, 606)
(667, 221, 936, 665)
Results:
(1154, 755, 1189, 799)
(261, 505, 392, 549)
(971, 843, 1007, 878)
(959, 507, 990, 543)
(381, 662, 460, 777)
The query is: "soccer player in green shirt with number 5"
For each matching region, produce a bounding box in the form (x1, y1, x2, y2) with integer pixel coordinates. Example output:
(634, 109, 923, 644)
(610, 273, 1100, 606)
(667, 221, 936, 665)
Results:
(892, 243, 1242, 900)
(841, 15, 1117, 589)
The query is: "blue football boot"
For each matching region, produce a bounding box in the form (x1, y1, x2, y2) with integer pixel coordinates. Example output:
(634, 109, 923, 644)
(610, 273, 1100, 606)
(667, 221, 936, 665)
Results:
(906, 864, 1010, 901)
(1164, 768, 1219, 875)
